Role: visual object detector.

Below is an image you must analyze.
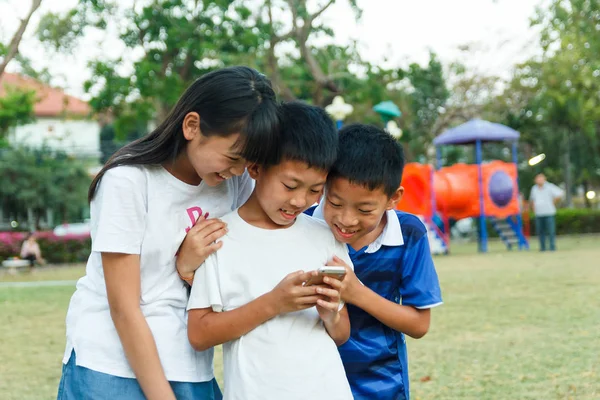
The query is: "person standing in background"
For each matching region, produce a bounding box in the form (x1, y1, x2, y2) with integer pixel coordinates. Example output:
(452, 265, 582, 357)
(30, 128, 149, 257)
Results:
(529, 174, 564, 251)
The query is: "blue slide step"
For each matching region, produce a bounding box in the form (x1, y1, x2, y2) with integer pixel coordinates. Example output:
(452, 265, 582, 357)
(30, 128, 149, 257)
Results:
(489, 215, 529, 250)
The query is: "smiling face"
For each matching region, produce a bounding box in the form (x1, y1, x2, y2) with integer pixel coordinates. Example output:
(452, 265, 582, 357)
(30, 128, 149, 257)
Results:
(323, 177, 403, 250)
(241, 159, 328, 229)
(185, 133, 248, 186)
(166, 111, 248, 186)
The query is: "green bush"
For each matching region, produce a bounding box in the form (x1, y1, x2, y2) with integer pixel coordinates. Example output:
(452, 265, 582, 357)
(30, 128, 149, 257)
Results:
(478, 208, 600, 238)
(0, 231, 90, 264)
(37, 236, 91, 264)
(530, 208, 600, 235)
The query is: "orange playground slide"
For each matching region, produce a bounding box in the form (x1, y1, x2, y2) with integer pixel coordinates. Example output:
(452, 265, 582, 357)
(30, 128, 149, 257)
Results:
(398, 161, 520, 220)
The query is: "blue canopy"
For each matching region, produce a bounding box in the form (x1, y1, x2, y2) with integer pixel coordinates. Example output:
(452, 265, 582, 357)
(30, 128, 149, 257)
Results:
(433, 119, 520, 145)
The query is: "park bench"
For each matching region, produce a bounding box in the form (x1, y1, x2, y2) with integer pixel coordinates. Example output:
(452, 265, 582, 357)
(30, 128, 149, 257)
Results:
(1, 259, 31, 274)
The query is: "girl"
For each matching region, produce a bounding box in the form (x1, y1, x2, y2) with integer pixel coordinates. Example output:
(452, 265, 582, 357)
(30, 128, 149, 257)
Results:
(57, 66, 280, 400)
(20, 232, 45, 266)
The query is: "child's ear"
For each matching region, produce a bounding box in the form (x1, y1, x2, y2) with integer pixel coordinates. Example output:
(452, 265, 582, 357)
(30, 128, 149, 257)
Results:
(182, 112, 201, 141)
(386, 186, 404, 210)
(247, 163, 261, 179)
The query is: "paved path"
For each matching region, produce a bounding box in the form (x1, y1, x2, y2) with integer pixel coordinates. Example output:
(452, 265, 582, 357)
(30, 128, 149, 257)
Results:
(0, 280, 77, 288)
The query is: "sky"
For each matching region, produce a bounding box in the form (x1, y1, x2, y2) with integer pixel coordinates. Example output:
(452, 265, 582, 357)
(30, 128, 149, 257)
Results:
(0, 0, 545, 100)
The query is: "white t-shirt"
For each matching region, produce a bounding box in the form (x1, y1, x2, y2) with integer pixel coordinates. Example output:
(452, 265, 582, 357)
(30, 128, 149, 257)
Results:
(530, 182, 564, 216)
(188, 211, 353, 400)
(62, 165, 253, 382)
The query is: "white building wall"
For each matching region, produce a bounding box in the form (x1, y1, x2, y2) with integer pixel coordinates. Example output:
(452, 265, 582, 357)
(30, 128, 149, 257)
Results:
(10, 118, 100, 158)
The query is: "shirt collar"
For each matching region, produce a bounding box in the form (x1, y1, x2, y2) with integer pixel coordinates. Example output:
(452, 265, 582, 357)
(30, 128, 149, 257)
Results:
(312, 202, 404, 253)
(365, 209, 404, 253)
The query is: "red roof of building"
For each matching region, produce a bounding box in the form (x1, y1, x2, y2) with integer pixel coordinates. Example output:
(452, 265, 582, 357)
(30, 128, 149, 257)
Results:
(0, 72, 91, 118)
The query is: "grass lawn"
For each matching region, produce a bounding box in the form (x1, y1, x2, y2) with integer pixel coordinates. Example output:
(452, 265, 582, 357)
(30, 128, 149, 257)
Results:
(1, 236, 599, 399)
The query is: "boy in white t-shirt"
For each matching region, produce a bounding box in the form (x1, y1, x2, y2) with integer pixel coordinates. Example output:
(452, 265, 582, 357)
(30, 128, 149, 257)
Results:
(185, 102, 353, 400)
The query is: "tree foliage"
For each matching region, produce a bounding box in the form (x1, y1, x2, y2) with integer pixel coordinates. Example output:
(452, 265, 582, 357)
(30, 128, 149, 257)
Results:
(0, 146, 90, 225)
(490, 0, 600, 205)
(13, 0, 599, 209)
(0, 87, 36, 143)
(0, 0, 43, 78)
(35, 0, 368, 136)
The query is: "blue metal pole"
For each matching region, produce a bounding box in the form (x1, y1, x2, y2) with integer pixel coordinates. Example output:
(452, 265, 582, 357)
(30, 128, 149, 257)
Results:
(476, 140, 487, 253)
(436, 146, 442, 170)
(512, 140, 527, 250)
(336, 120, 343, 130)
(512, 141, 520, 212)
(433, 146, 442, 247)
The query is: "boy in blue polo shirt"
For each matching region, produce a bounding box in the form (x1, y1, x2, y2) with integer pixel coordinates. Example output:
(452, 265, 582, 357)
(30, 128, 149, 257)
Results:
(306, 123, 442, 400)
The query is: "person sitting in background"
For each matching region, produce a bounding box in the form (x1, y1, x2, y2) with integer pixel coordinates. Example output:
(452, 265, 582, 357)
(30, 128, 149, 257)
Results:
(20, 233, 45, 266)
(529, 173, 564, 251)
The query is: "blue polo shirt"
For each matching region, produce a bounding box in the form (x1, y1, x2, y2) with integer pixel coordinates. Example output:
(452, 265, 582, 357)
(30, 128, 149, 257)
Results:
(306, 205, 443, 400)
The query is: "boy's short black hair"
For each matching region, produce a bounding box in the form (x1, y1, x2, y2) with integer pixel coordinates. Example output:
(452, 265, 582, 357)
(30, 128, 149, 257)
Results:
(275, 101, 337, 170)
(328, 123, 405, 197)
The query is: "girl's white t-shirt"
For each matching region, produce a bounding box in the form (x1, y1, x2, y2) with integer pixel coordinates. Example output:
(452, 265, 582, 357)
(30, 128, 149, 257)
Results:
(62, 164, 253, 382)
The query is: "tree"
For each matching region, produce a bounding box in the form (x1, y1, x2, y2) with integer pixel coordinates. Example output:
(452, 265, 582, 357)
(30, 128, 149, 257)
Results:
(38, 0, 265, 138)
(393, 51, 500, 164)
(0, 146, 90, 227)
(516, 0, 600, 206)
(36, 0, 368, 134)
(99, 123, 117, 164)
(0, 0, 43, 78)
(0, 87, 36, 144)
(260, 0, 361, 106)
(398, 52, 450, 161)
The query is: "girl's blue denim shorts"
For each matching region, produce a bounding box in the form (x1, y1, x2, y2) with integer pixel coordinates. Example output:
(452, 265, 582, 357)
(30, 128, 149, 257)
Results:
(57, 350, 222, 400)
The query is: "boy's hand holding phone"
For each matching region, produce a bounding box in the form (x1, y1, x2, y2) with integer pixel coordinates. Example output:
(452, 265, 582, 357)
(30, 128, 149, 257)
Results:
(325, 256, 363, 305)
(267, 270, 322, 315)
(315, 284, 342, 325)
(301, 266, 346, 324)
(309, 264, 351, 346)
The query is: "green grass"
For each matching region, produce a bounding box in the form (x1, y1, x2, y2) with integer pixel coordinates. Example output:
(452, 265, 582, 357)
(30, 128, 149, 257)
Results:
(1, 236, 599, 399)
(410, 236, 600, 400)
(0, 265, 86, 282)
(0, 286, 75, 399)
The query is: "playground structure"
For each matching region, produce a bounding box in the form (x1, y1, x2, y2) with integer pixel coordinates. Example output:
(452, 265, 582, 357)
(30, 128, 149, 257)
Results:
(397, 119, 529, 254)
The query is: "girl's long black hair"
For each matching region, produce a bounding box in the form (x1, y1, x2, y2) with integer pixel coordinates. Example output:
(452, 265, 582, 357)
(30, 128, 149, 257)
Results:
(89, 66, 280, 201)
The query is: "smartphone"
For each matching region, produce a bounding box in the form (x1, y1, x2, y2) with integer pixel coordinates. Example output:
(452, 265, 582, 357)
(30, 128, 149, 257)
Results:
(304, 266, 346, 287)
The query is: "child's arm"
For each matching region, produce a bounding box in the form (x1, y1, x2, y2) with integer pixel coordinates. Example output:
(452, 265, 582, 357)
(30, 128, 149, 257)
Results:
(327, 241, 441, 339)
(327, 271, 431, 338)
(176, 214, 228, 282)
(94, 168, 176, 400)
(103, 253, 176, 400)
(315, 284, 350, 346)
(188, 270, 321, 351)
(324, 272, 431, 339)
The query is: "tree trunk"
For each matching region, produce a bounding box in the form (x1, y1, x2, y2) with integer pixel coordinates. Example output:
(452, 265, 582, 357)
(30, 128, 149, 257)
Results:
(0, 0, 43, 78)
(154, 100, 170, 125)
(582, 180, 591, 208)
(265, 0, 296, 101)
(46, 208, 54, 228)
(27, 207, 35, 231)
(563, 130, 573, 208)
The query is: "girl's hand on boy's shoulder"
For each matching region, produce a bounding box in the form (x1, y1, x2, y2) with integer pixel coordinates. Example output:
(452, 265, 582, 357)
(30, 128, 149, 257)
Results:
(326, 256, 363, 304)
(176, 215, 228, 280)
